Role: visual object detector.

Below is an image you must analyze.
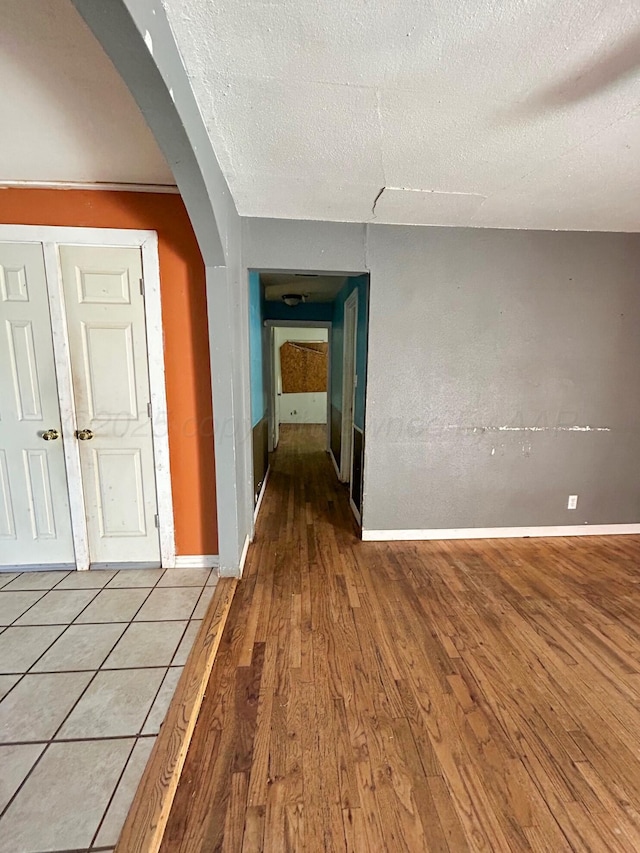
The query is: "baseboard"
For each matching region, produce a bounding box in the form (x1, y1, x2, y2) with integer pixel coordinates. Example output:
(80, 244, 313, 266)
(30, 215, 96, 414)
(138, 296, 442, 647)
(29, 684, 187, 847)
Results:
(362, 524, 640, 542)
(329, 449, 342, 480)
(239, 534, 251, 576)
(254, 465, 271, 522)
(0, 563, 74, 572)
(349, 496, 362, 525)
(91, 562, 161, 570)
(174, 555, 220, 569)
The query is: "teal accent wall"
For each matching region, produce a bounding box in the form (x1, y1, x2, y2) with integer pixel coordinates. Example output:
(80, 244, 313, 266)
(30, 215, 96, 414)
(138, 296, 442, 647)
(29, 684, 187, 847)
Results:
(331, 294, 344, 412)
(331, 274, 369, 429)
(263, 300, 333, 322)
(249, 270, 265, 427)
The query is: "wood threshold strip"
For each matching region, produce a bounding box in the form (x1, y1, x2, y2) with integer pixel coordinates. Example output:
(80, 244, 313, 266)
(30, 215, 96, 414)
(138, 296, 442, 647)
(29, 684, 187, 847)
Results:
(115, 577, 238, 853)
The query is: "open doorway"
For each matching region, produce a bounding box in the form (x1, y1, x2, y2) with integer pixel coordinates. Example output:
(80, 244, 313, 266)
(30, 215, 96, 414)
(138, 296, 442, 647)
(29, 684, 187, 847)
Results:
(248, 270, 369, 526)
(268, 324, 330, 452)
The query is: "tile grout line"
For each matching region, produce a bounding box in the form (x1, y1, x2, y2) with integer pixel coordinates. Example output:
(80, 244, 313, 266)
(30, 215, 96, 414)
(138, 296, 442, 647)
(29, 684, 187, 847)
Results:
(1, 616, 204, 628)
(132, 616, 203, 739)
(70, 581, 157, 627)
(2, 587, 51, 627)
(0, 580, 91, 705)
(0, 571, 212, 842)
(88, 580, 207, 847)
(33, 845, 115, 853)
(0, 578, 162, 824)
(20, 587, 106, 671)
(90, 586, 209, 847)
(88, 735, 140, 850)
(0, 664, 184, 677)
(0, 733, 158, 747)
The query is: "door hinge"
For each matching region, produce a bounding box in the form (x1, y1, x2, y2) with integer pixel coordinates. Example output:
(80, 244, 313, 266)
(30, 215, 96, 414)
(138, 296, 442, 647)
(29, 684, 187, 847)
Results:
(139, 278, 145, 297)
(154, 514, 159, 528)
(147, 401, 152, 418)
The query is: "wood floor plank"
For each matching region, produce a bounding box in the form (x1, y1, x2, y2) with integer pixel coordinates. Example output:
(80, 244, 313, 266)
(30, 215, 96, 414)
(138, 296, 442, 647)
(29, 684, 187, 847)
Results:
(157, 423, 640, 852)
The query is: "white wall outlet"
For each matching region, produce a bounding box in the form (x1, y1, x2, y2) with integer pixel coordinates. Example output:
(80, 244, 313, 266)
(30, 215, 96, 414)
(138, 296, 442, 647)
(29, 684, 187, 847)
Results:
(567, 495, 578, 510)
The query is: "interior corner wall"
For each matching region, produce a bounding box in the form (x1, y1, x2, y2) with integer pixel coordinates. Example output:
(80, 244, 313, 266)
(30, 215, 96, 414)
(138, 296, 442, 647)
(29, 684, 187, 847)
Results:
(211, 200, 254, 572)
(0, 187, 218, 556)
(365, 225, 640, 532)
(244, 217, 640, 536)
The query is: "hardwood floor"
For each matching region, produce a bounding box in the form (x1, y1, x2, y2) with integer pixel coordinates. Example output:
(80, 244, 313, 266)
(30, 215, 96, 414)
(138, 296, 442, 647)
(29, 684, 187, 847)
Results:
(161, 423, 640, 851)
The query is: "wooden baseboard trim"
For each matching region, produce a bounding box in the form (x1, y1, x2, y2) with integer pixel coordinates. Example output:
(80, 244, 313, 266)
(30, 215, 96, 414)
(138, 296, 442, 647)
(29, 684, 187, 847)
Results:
(173, 554, 220, 569)
(362, 523, 640, 541)
(254, 465, 271, 523)
(350, 496, 362, 525)
(239, 534, 251, 576)
(329, 448, 342, 481)
(115, 577, 238, 853)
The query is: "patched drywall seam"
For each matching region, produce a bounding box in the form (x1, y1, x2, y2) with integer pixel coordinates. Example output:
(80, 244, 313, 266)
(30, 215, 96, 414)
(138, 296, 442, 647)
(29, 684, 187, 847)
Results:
(441, 425, 612, 433)
(159, 0, 640, 229)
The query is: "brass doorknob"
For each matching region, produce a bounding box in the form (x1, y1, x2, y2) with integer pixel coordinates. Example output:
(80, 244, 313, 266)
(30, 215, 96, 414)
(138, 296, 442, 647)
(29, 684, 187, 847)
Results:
(76, 428, 94, 441)
(42, 429, 59, 441)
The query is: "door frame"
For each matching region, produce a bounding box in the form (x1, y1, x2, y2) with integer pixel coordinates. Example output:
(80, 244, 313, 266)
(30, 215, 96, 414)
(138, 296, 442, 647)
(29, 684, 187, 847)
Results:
(0, 224, 175, 570)
(340, 290, 358, 486)
(264, 320, 332, 455)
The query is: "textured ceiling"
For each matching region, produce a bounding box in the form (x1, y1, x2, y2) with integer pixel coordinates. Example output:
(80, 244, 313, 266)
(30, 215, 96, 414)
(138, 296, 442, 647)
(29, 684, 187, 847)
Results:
(261, 273, 346, 303)
(0, 0, 174, 186)
(163, 0, 640, 230)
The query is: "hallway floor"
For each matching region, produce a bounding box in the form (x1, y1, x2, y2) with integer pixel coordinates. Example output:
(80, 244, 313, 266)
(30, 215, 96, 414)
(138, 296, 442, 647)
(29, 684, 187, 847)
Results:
(0, 566, 216, 853)
(162, 423, 640, 851)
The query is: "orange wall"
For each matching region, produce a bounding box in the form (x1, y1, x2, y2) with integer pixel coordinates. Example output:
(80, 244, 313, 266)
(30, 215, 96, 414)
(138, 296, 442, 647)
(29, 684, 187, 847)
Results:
(0, 188, 218, 555)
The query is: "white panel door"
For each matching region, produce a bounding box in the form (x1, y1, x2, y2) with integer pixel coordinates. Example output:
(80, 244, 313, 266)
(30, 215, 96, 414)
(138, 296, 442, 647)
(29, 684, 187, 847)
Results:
(59, 245, 160, 567)
(0, 243, 75, 568)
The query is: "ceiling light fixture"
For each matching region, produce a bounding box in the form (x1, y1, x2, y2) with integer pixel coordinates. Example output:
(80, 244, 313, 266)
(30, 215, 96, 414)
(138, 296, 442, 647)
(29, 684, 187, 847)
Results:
(281, 293, 307, 307)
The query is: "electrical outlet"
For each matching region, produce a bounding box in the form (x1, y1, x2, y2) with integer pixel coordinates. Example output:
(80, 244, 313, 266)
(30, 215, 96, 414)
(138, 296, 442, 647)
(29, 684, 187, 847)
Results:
(567, 495, 578, 510)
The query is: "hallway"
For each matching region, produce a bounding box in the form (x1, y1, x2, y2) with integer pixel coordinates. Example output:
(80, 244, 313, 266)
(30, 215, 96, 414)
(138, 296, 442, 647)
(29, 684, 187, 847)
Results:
(160, 424, 640, 851)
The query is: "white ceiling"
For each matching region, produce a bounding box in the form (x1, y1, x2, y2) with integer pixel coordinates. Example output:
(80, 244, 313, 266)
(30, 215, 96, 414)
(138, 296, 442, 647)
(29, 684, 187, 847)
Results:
(0, 0, 174, 186)
(262, 273, 347, 303)
(163, 0, 640, 231)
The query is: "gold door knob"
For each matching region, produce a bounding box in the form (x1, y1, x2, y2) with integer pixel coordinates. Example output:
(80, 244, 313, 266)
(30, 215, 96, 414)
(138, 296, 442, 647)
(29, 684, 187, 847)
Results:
(76, 428, 94, 441)
(42, 429, 59, 441)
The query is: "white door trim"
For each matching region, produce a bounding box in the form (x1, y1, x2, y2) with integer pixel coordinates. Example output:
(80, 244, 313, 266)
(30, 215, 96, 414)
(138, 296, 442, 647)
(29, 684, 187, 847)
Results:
(0, 224, 175, 570)
(42, 242, 90, 571)
(340, 290, 358, 484)
(264, 319, 332, 454)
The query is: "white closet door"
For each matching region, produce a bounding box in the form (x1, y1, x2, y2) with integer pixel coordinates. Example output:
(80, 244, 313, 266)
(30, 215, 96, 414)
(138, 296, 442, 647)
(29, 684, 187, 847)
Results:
(59, 245, 160, 567)
(0, 242, 75, 568)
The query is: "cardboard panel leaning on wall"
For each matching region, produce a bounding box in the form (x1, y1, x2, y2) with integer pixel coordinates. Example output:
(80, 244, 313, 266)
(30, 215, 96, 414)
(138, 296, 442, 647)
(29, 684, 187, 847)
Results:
(280, 341, 328, 393)
(0, 188, 218, 555)
(274, 327, 329, 425)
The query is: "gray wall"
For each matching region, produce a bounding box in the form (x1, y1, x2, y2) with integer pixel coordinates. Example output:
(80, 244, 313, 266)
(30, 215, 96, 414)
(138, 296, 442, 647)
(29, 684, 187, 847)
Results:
(244, 219, 640, 532)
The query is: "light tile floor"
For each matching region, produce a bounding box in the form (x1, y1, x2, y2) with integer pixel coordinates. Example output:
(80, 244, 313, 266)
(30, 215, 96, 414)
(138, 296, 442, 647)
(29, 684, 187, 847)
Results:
(0, 566, 217, 853)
